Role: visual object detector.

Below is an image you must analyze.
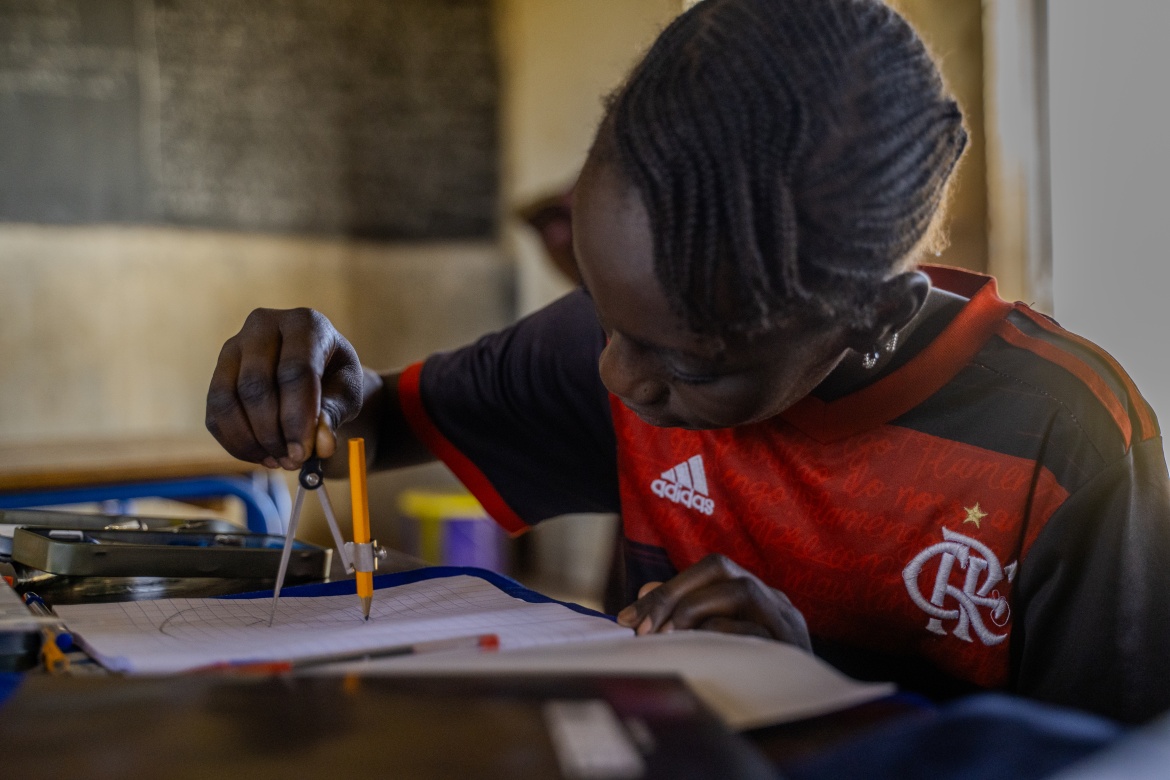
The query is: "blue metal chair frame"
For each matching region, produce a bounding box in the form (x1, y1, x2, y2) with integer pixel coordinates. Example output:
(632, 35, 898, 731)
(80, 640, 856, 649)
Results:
(0, 471, 291, 534)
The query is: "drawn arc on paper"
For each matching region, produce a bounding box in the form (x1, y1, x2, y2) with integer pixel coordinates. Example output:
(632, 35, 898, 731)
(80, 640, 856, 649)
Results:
(159, 606, 265, 638)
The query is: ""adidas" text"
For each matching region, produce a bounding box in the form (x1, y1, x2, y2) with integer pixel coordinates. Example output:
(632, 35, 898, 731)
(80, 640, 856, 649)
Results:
(650, 479, 715, 515)
(650, 454, 716, 515)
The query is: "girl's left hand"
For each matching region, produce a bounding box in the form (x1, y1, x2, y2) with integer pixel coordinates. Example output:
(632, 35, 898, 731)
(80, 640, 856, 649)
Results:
(615, 553, 812, 651)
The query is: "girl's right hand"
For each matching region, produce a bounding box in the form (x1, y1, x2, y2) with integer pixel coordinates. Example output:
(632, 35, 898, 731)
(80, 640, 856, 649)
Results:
(205, 308, 364, 470)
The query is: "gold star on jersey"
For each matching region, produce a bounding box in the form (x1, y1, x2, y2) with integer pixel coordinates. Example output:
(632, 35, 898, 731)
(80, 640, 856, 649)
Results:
(963, 503, 988, 528)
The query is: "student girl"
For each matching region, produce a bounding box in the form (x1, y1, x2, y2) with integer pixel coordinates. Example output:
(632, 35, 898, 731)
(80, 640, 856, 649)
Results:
(206, 0, 1170, 723)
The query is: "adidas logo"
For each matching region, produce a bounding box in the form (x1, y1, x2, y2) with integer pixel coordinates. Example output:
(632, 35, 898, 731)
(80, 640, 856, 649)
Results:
(650, 455, 716, 516)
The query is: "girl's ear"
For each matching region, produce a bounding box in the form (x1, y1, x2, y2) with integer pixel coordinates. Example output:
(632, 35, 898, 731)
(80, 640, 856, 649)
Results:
(845, 270, 932, 352)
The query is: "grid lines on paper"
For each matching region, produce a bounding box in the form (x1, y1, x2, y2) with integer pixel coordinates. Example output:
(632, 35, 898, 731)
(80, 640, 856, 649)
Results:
(54, 575, 631, 673)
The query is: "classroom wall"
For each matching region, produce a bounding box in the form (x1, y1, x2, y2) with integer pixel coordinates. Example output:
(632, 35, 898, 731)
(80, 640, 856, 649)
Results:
(496, 0, 681, 316)
(0, 0, 514, 447)
(887, 0, 988, 275)
(0, 229, 503, 438)
(1047, 1, 1170, 424)
(0, 228, 508, 441)
(981, 0, 1049, 309)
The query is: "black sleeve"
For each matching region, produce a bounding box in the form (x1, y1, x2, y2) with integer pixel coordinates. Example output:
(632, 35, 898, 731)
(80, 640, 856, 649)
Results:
(417, 288, 620, 525)
(1012, 435, 1170, 723)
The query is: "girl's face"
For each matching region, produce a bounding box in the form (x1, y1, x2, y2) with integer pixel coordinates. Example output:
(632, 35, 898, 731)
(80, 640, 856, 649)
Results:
(573, 162, 860, 430)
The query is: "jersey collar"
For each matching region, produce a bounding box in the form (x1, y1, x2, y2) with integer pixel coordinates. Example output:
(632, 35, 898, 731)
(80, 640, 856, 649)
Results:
(778, 265, 1015, 443)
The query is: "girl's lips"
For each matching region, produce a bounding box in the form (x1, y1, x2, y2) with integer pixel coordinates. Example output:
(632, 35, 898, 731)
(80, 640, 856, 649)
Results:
(624, 402, 703, 429)
(624, 403, 677, 427)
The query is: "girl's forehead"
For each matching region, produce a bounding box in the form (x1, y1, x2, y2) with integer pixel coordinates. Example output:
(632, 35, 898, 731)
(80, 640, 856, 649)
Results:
(573, 159, 824, 358)
(572, 167, 717, 356)
(572, 165, 655, 290)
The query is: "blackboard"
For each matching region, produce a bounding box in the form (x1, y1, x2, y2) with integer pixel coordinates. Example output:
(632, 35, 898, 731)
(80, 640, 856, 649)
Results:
(0, 0, 498, 239)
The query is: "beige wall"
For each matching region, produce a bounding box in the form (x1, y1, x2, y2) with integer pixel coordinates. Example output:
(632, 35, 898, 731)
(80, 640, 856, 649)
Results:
(888, 0, 988, 275)
(496, 0, 682, 315)
(0, 227, 508, 442)
(982, 0, 1048, 308)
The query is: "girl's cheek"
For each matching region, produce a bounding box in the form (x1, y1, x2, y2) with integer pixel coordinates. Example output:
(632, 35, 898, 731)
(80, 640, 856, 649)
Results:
(678, 382, 767, 427)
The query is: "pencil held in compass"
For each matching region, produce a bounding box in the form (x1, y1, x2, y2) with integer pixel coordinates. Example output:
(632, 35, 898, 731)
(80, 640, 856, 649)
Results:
(349, 437, 374, 620)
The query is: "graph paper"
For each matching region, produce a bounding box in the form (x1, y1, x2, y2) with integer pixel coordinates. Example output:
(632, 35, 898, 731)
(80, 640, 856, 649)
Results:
(54, 575, 632, 674)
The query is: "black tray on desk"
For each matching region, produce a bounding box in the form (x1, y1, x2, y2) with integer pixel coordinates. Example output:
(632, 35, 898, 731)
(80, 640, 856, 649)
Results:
(11, 527, 329, 580)
(0, 507, 241, 559)
(2, 509, 323, 605)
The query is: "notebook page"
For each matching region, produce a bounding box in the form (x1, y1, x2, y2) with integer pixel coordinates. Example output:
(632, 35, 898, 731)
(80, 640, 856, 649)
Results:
(55, 575, 632, 674)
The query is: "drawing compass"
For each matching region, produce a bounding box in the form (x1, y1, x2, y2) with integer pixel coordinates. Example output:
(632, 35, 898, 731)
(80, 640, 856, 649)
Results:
(269, 451, 388, 626)
(268, 456, 353, 626)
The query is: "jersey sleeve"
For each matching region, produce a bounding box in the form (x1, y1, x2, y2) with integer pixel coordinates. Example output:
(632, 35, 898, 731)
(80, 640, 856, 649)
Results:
(396, 289, 620, 533)
(1012, 435, 1170, 723)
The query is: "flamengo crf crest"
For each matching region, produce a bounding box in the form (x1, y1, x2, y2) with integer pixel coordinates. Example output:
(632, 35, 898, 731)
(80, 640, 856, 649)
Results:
(902, 527, 1018, 645)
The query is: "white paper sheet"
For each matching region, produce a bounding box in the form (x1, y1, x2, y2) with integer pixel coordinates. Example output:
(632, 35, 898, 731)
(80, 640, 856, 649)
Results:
(55, 575, 632, 674)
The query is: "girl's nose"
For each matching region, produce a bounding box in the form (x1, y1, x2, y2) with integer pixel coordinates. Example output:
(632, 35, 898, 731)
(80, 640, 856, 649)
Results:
(598, 333, 668, 407)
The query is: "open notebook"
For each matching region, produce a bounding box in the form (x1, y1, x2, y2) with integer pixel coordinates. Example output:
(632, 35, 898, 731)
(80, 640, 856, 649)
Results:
(54, 570, 631, 674)
(53, 568, 894, 728)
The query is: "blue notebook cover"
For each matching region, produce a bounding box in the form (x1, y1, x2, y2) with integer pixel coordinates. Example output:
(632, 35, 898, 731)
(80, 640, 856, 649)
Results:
(220, 565, 614, 621)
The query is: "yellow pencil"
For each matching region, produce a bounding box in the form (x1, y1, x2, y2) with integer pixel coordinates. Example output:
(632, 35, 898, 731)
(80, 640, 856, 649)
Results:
(349, 437, 374, 620)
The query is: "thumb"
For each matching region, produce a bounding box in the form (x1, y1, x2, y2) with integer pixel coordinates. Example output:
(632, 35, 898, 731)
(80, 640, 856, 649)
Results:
(638, 581, 664, 600)
(313, 415, 337, 460)
(617, 581, 666, 628)
(319, 332, 364, 427)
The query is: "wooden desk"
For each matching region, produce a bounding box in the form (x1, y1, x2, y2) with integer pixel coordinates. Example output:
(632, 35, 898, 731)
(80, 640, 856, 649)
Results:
(0, 435, 261, 491)
(0, 435, 288, 533)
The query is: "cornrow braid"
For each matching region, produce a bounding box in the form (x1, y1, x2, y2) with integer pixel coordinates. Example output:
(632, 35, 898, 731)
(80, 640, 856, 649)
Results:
(595, 0, 967, 334)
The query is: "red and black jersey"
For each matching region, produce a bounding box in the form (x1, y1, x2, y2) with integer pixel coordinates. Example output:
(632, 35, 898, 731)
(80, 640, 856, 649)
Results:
(398, 266, 1170, 723)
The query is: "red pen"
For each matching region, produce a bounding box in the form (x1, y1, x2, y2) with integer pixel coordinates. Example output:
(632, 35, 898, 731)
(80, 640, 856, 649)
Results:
(188, 633, 499, 675)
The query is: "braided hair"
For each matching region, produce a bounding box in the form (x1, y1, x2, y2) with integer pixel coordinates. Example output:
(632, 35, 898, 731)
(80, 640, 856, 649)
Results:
(592, 0, 967, 334)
